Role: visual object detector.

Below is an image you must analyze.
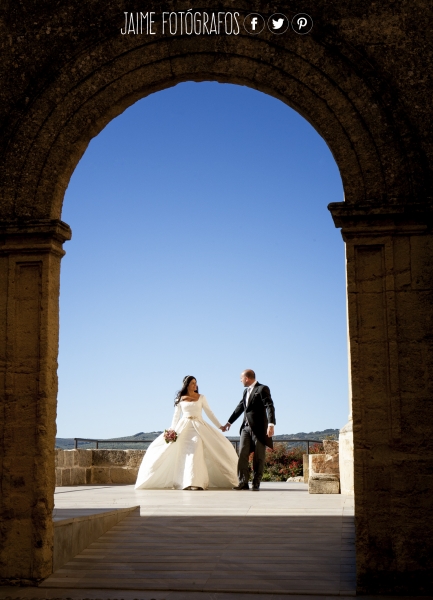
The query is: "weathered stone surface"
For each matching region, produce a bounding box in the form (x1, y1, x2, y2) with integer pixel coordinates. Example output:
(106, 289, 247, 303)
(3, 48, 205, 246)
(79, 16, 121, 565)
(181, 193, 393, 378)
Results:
(311, 473, 339, 481)
(323, 440, 339, 456)
(126, 450, 147, 469)
(309, 442, 340, 495)
(62, 450, 74, 468)
(0, 0, 432, 593)
(76, 450, 92, 468)
(56, 449, 92, 469)
(70, 467, 86, 486)
(60, 468, 71, 487)
(309, 453, 340, 476)
(108, 467, 137, 485)
(309, 474, 340, 494)
(91, 449, 128, 467)
(89, 467, 111, 486)
(0, 224, 71, 588)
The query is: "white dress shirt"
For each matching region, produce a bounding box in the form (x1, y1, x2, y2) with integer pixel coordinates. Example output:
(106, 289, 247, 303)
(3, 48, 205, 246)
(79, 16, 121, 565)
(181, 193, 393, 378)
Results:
(245, 381, 257, 406)
(245, 381, 275, 428)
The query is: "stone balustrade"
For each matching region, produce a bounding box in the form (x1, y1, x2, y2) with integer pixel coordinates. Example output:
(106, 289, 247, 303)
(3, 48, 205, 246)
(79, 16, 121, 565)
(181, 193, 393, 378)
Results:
(55, 449, 145, 486)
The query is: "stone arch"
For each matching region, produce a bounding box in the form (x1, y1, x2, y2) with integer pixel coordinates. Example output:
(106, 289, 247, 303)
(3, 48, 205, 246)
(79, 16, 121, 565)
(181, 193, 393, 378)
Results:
(1, 4, 432, 595)
(0, 35, 427, 220)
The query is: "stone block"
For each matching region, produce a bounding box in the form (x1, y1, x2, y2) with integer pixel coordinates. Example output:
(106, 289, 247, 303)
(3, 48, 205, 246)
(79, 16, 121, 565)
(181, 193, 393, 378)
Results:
(310, 453, 326, 473)
(323, 440, 339, 456)
(62, 450, 74, 467)
(61, 468, 71, 486)
(109, 467, 138, 484)
(55, 468, 61, 487)
(126, 450, 146, 468)
(90, 467, 111, 485)
(91, 450, 127, 466)
(74, 449, 92, 467)
(310, 453, 339, 475)
(309, 473, 340, 494)
(70, 467, 86, 486)
(55, 449, 63, 468)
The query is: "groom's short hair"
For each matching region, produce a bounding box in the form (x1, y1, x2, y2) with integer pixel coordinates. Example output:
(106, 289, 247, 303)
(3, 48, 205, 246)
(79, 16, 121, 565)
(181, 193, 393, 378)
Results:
(243, 369, 256, 380)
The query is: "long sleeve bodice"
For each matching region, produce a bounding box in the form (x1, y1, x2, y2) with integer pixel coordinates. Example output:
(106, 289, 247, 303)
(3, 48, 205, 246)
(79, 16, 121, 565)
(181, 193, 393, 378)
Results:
(170, 403, 182, 430)
(201, 395, 222, 428)
(170, 395, 222, 430)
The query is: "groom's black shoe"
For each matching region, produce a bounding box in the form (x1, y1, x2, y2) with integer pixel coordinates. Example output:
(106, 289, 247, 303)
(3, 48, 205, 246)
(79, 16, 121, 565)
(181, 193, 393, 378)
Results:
(232, 482, 249, 490)
(252, 482, 260, 491)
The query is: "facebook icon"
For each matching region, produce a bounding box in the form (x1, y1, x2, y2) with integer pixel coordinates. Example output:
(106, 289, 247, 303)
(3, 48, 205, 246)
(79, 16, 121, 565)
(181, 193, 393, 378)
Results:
(244, 13, 265, 34)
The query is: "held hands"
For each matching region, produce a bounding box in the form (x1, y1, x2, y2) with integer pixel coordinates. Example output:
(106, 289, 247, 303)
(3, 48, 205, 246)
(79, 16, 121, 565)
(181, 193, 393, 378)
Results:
(220, 422, 273, 435)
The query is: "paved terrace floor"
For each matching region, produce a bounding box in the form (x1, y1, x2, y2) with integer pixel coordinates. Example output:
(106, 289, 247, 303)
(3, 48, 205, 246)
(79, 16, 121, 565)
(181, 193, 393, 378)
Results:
(1, 482, 356, 600)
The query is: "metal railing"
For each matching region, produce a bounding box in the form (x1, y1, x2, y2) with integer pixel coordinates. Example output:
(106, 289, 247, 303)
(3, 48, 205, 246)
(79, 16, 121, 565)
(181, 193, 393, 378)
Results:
(74, 436, 324, 454)
(74, 438, 155, 449)
(228, 438, 323, 455)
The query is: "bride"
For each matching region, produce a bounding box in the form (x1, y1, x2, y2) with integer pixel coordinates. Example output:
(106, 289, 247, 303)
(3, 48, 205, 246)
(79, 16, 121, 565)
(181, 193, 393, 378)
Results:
(134, 375, 239, 490)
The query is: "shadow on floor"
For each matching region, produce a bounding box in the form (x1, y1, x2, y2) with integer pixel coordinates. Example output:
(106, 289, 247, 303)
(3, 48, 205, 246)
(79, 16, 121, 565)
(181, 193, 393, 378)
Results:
(41, 513, 356, 596)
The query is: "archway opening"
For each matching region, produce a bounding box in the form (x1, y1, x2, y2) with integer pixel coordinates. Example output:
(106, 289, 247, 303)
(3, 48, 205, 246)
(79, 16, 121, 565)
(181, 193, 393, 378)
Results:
(49, 81, 355, 595)
(56, 80, 347, 451)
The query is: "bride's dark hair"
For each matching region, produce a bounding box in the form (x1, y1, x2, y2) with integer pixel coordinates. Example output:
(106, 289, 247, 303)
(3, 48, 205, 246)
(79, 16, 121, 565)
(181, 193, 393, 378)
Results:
(174, 375, 198, 405)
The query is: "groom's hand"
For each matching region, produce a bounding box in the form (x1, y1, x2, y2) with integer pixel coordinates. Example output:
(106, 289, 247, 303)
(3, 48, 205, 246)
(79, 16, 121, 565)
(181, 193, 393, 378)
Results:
(220, 422, 231, 432)
(267, 424, 275, 437)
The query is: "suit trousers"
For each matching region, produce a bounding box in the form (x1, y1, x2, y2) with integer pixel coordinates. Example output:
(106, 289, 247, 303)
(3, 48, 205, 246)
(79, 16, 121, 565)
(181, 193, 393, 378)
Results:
(238, 426, 266, 484)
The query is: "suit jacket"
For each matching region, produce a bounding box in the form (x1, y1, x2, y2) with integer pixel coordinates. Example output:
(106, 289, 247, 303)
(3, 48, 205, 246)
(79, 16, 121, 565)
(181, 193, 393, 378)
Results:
(228, 382, 276, 449)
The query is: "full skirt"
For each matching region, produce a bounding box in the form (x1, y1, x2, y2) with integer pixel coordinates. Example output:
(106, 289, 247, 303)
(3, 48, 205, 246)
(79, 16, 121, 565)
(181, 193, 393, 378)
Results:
(134, 418, 238, 489)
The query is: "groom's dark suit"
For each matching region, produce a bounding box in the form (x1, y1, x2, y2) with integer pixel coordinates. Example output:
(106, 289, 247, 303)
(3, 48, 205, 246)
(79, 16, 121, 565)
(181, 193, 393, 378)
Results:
(228, 382, 276, 487)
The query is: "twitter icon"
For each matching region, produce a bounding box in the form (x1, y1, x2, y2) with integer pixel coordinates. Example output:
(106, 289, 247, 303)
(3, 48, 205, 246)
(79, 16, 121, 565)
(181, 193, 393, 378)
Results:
(267, 13, 289, 34)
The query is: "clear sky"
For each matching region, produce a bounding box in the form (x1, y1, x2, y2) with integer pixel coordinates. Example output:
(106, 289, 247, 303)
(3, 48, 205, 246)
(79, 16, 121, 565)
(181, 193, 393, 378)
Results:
(57, 81, 349, 439)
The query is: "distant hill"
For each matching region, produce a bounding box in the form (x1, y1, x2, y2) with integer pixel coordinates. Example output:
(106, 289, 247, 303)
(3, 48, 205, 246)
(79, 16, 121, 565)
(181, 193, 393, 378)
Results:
(273, 429, 339, 441)
(55, 428, 339, 450)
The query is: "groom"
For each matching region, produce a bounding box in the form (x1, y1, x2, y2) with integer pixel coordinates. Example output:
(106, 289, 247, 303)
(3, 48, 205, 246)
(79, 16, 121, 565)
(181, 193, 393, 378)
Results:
(221, 369, 276, 491)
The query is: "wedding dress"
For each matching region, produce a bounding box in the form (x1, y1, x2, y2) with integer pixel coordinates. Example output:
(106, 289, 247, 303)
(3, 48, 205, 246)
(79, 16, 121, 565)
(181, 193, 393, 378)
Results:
(134, 395, 238, 490)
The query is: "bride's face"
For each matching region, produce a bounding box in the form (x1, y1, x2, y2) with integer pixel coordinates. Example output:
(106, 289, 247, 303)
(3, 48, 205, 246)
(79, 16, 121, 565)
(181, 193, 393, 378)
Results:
(187, 379, 197, 394)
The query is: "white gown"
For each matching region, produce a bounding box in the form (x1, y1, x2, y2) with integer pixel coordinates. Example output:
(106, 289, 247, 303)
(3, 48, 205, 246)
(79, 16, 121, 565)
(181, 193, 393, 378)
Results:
(134, 395, 238, 489)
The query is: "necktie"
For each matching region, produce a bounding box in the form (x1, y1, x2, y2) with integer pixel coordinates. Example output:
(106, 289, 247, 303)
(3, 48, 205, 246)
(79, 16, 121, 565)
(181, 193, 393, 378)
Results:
(244, 388, 251, 426)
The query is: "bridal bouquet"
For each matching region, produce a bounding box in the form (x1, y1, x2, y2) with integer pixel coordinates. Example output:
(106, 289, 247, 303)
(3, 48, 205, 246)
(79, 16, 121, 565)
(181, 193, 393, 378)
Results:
(164, 429, 178, 444)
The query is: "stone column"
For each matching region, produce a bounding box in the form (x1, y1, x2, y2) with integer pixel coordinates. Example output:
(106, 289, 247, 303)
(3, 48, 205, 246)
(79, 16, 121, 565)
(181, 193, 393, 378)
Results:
(329, 203, 433, 594)
(0, 220, 71, 584)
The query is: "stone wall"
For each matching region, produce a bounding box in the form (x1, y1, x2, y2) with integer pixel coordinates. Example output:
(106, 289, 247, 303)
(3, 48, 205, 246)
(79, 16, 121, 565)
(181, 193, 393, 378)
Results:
(55, 449, 145, 486)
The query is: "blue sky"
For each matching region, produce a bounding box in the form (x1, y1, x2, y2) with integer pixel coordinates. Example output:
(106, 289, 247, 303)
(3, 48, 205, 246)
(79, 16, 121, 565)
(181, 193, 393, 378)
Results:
(57, 81, 349, 439)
